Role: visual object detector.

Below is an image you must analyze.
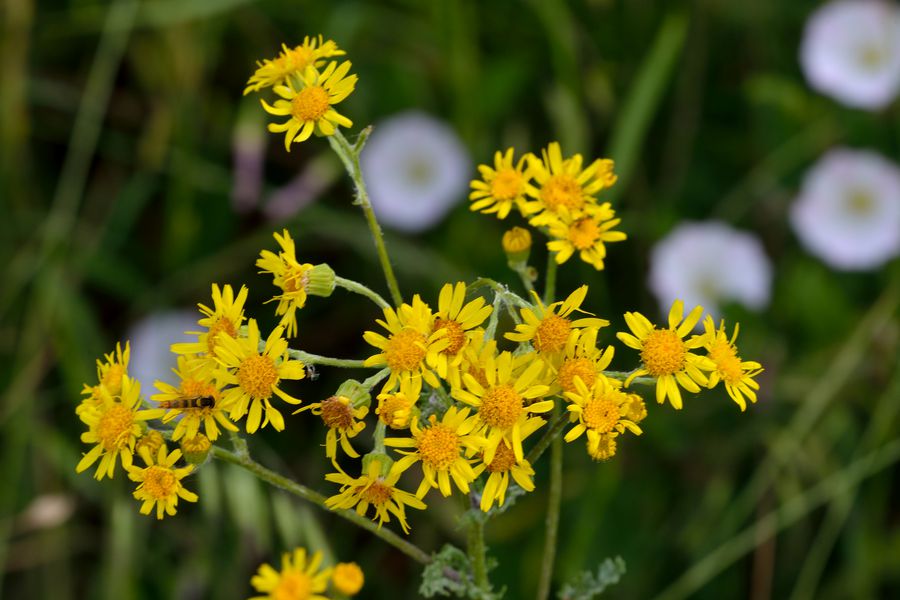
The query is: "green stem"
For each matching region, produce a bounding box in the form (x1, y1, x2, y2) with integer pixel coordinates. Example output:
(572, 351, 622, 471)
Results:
(334, 275, 390, 309)
(211, 446, 431, 564)
(286, 350, 369, 369)
(329, 129, 403, 306)
(603, 370, 656, 386)
(543, 254, 558, 305)
(512, 262, 536, 295)
(537, 406, 563, 600)
(373, 421, 387, 454)
(362, 368, 390, 391)
(527, 410, 568, 465)
(468, 507, 490, 591)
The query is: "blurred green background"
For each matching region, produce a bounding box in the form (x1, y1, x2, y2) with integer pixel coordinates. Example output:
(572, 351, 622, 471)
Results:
(3, 0, 900, 598)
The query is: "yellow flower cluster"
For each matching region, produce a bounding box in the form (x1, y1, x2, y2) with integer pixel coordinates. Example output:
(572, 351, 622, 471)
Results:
(469, 143, 626, 270)
(250, 547, 364, 599)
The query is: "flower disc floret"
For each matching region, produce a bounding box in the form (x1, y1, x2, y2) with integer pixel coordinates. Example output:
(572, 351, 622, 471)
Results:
(127, 447, 198, 520)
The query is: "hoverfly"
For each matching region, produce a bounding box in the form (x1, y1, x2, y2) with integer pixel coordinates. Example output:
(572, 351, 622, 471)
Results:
(158, 395, 216, 410)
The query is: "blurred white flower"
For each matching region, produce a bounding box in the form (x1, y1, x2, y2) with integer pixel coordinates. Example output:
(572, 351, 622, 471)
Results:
(127, 310, 197, 392)
(649, 221, 772, 318)
(790, 148, 900, 271)
(360, 111, 471, 232)
(800, 0, 900, 110)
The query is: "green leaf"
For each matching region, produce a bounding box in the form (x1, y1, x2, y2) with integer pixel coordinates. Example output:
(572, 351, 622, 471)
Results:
(557, 557, 626, 600)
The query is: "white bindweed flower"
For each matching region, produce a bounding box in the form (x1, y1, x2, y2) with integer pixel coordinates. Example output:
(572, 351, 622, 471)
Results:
(649, 221, 772, 319)
(800, 0, 900, 110)
(127, 310, 198, 392)
(790, 148, 900, 271)
(360, 111, 471, 232)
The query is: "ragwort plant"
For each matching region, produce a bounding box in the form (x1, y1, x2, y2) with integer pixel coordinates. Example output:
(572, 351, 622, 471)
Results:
(73, 36, 764, 600)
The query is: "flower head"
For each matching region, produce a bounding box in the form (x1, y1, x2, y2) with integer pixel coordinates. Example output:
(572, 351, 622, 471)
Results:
(250, 547, 331, 600)
(506, 286, 608, 359)
(616, 300, 715, 410)
(325, 458, 425, 534)
(153, 355, 237, 442)
(469, 148, 537, 219)
(215, 320, 306, 433)
(298, 395, 368, 460)
(563, 376, 643, 460)
(76, 375, 163, 480)
(332, 562, 364, 596)
(171, 284, 249, 367)
(244, 36, 345, 94)
(553, 327, 615, 395)
(262, 61, 357, 151)
(79, 341, 131, 415)
(545, 206, 626, 271)
(376, 376, 422, 429)
(127, 446, 197, 519)
(702, 316, 763, 411)
(524, 142, 617, 222)
(473, 430, 540, 512)
(427, 282, 493, 388)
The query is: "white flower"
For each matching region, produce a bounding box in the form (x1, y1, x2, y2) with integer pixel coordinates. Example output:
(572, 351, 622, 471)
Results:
(800, 0, 900, 110)
(790, 148, 900, 271)
(127, 310, 198, 392)
(360, 111, 471, 232)
(649, 221, 772, 318)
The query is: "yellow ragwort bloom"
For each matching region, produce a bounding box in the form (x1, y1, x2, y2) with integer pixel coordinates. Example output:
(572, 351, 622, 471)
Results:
(563, 375, 642, 460)
(426, 282, 493, 388)
(256, 229, 335, 338)
(702, 316, 763, 411)
(127, 446, 198, 519)
(262, 61, 357, 152)
(79, 341, 131, 415)
(332, 562, 364, 596)
(506, 286, 608, 358)
(250, 547, 332, 600)
(386, 406, 485, 499)
(363, 294, 449, 390)
(76, 375, 163, 480)
(617, 300, 715, 410)
(297, 395, 368, 460)
(473, 428, 540, 512)
(469, 148, 537, 218)
(553, 327, 615, 395)
(153, 354, 237, 442)
(545, 206, 626, 271)
(244, 36, 345, 94)
(215, 319, 305, 433)
(171, 284, 249, 366)
(524, 142, 617, 223)
(375, 376, 422, 429)
(325, 458, 425, 534)
(452, 350, 552, 464)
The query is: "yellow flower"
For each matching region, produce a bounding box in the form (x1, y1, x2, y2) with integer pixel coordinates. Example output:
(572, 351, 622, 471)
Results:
(325, 458, 425, 534)
(215, 319, 306, 433)
(127, 446, 197, 519)
(622, 393, 648, 424)
(262, 61, 357, 152)
(250, 547, 332, 600)
(506, 286, 608, 358)
(701, 316, 763, 411)
(153, 355, 237, 442)
(545, 206, 626, 271)
(76, 376, 163, 480)
(375, 376, 422, 429)
(297, 395, 368, 460)
(473, 430, 540, 512)
(586, 434, 618, 461)
(171, 284, 249, 367)
(427, 282, 493, 388)
(524, 142, 617, 222)
(96, 341, 130, 396)
(256, 229, 335, 338)
(502, 226, 533, 265)
(135, 430, 166, 458)
(563, 375, 642, 459)
(244, 36, 345, 94)
(452, 350, 553, 464)
(386, 406, 485, 498)
(469, 148, 537, 218)
(363, 295, 448, 390)
(332, 562, 364, 596)
(553, 327, 615, 395)
(616, 300, 715, 410)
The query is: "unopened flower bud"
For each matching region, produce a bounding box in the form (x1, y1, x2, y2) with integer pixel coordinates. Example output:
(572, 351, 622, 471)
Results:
(502, 227, 532, 266)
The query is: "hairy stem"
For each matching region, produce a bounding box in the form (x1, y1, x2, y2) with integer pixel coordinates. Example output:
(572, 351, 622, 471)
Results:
(335, 275, 390, 309)
(286, 350, 369, 369)
(537, 407, 563, 600)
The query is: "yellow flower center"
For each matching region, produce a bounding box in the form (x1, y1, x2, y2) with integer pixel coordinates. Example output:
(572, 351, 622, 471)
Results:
(623, 394, 647, 423)
(485, 441, 517, 473)
(102, 364, 125, 395)
(142, 466, 178, 499)
(281, 263, 310, 294)
(135, 430, 165, 457)
(206, 317, 237, 355)
(273, 571, 313, 600)
(640, 329, 686, 376)
(582, 397, 620, 433)
(332, 563, 364, 596)
(418, 422, 460, 471)
(97, 404, 134, 451)
(237, 354, 279, 399)
(568, 217, 600, 250)
(467, 365, 490, 388)
(708, 341, 744, 385)
(479, 384, 523, 430)
(541, 174, 583, 212)
(180, 378, 217, 399)
(434, 318, 466, 355)
(377, 394, 414, 428)
(534, 315, 571, 353)
(320, 396, 355, 430)
(491, 168, 523, 201)
(557, 357, 596, 392)
(284, 46, 315, 71)
(587, 435, 617, 461)
(291, 86, 330, 122)
(847, 189, 874, 215)
(357, 480, 393, 505)
(385, 328, 428, 372)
